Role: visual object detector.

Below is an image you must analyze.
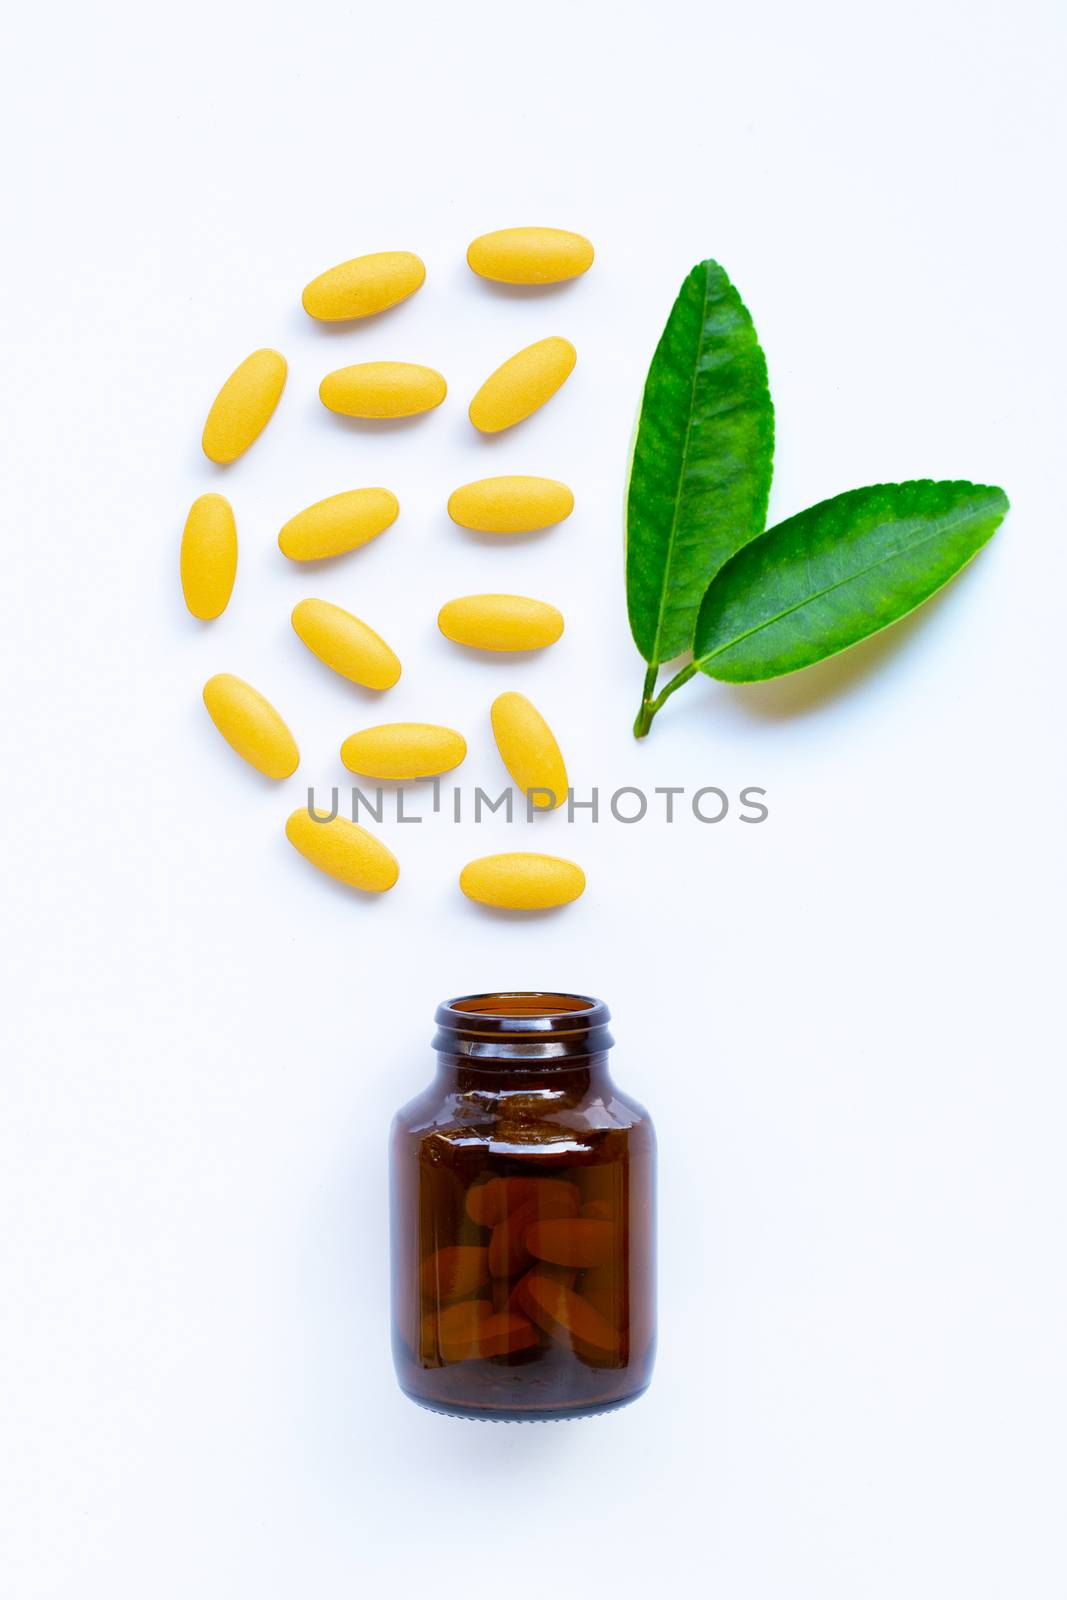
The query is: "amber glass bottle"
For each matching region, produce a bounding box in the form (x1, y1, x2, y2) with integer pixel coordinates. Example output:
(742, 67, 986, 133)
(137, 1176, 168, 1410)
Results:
(390, 992, 655, 1421)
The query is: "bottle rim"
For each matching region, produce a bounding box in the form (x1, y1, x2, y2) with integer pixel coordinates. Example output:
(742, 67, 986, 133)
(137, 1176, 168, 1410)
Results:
(433, 992, 613, 1060)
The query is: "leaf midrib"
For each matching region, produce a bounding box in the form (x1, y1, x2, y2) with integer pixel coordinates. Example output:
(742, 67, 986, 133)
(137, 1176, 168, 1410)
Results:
(696, 500, 991, 666)
(650, 265, 712, 665)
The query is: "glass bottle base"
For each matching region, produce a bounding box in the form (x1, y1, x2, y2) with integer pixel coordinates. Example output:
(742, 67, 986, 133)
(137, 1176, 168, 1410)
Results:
(403, 1385, 649, 1422)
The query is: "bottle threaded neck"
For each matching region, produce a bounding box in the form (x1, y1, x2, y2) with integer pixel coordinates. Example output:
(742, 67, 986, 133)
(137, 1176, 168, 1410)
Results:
(432, 992, 613, 1063)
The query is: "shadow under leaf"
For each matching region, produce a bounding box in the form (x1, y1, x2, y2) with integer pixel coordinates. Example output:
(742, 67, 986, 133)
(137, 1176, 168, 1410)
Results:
(720, 577, 975, 723)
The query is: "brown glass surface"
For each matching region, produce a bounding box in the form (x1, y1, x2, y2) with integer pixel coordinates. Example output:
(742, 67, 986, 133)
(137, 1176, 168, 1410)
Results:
(390, 993, 655, 1421)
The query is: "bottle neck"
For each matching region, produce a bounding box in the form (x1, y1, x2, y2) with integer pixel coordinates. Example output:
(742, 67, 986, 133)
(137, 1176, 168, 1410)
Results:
(431, 992, 614, 1101)
(433, 1049, 613, 1098)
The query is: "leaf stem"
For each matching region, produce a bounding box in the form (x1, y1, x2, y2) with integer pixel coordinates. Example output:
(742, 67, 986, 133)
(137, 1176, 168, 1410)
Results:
(634, 662, 699, 736)
(634, 661, 700, 736)
(651, 661, 698, 712)
(633, 663, 660, 738)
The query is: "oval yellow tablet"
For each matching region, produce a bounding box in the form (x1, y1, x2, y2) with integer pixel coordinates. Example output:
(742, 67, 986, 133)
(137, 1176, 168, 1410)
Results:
(438, 595, 564, 652)
(491, 692, 568, 811)
(340, 723, 467, 780)
(202, 674, 299, 779)
(278, 489, 399, 562)
(459, 853, 585, 911)
(468, 338, 575, 434)
(301, 251, 425, 322)
(181, 493, 237, 618)
(202, 348, 287, 464)
(319, 362, 446, 419)
(285, 809, 398, 894)
(447, 476, 574, 534)
(291, 598, 401, 690)
(467, 228, 594, 285)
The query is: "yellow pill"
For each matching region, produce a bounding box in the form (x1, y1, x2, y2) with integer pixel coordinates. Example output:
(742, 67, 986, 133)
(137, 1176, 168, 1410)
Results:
(467, 228, 594, 285)
(202, 348, 287, 464)
(460, 853, 585, 911)
(340, 723, 467, 780)
(278, 489, 399, 562)
(447, 476, 574, 534)
(291, 598, 401, 690)
(202, 674, 299, 779)
(285, 809, 398, 894)
(468, 338, 575, 433)
(491, 692, 567, 811)
(301, 251, 425, 322)
(319, 362, 446, 419)
(181, 493, 237, 619)
(438, 595, 564, 652)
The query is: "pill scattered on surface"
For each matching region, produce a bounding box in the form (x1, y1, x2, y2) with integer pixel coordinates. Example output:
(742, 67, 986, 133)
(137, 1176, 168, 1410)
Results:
(284, 808, 399, 893)
(419, 1245, 490, 1301)
(302, 251, 425, 322)
(459, 852, 586, 911)
(181, 494, 237, 619)
(469, 337, 575, 433)
(202, 673, 299, 779)
(447, 475, 574, 534)
(319, 361, 447, 419)
(340, 723, 467, 779)
(491, 691, 568, 810)
(278, 488, 398, 562)
(291, 598, 401, 690)
(467, 227, 594, 285)
(525, 1218, 615, 1269)
(202, 348, 287, 464)
(438, 595, 564, 652)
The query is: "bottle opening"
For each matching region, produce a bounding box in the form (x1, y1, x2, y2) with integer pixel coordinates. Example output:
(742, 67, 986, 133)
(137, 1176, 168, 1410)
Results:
(451, 993, 597, 1019)
(434, 992, 613, 1060)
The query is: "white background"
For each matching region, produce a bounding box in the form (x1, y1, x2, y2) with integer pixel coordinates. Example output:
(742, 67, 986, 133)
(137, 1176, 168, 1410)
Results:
(2, 1, 1064, 1595)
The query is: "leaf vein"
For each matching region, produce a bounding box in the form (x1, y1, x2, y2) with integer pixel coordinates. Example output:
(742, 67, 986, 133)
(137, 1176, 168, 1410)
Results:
(697, 505, 990, 665)
(649, 266, 713, 664)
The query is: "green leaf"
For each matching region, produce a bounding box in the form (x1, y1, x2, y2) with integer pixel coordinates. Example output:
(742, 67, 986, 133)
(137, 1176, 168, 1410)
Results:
(692, 479, 1008, 683)
(626, 259, 775, 666)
